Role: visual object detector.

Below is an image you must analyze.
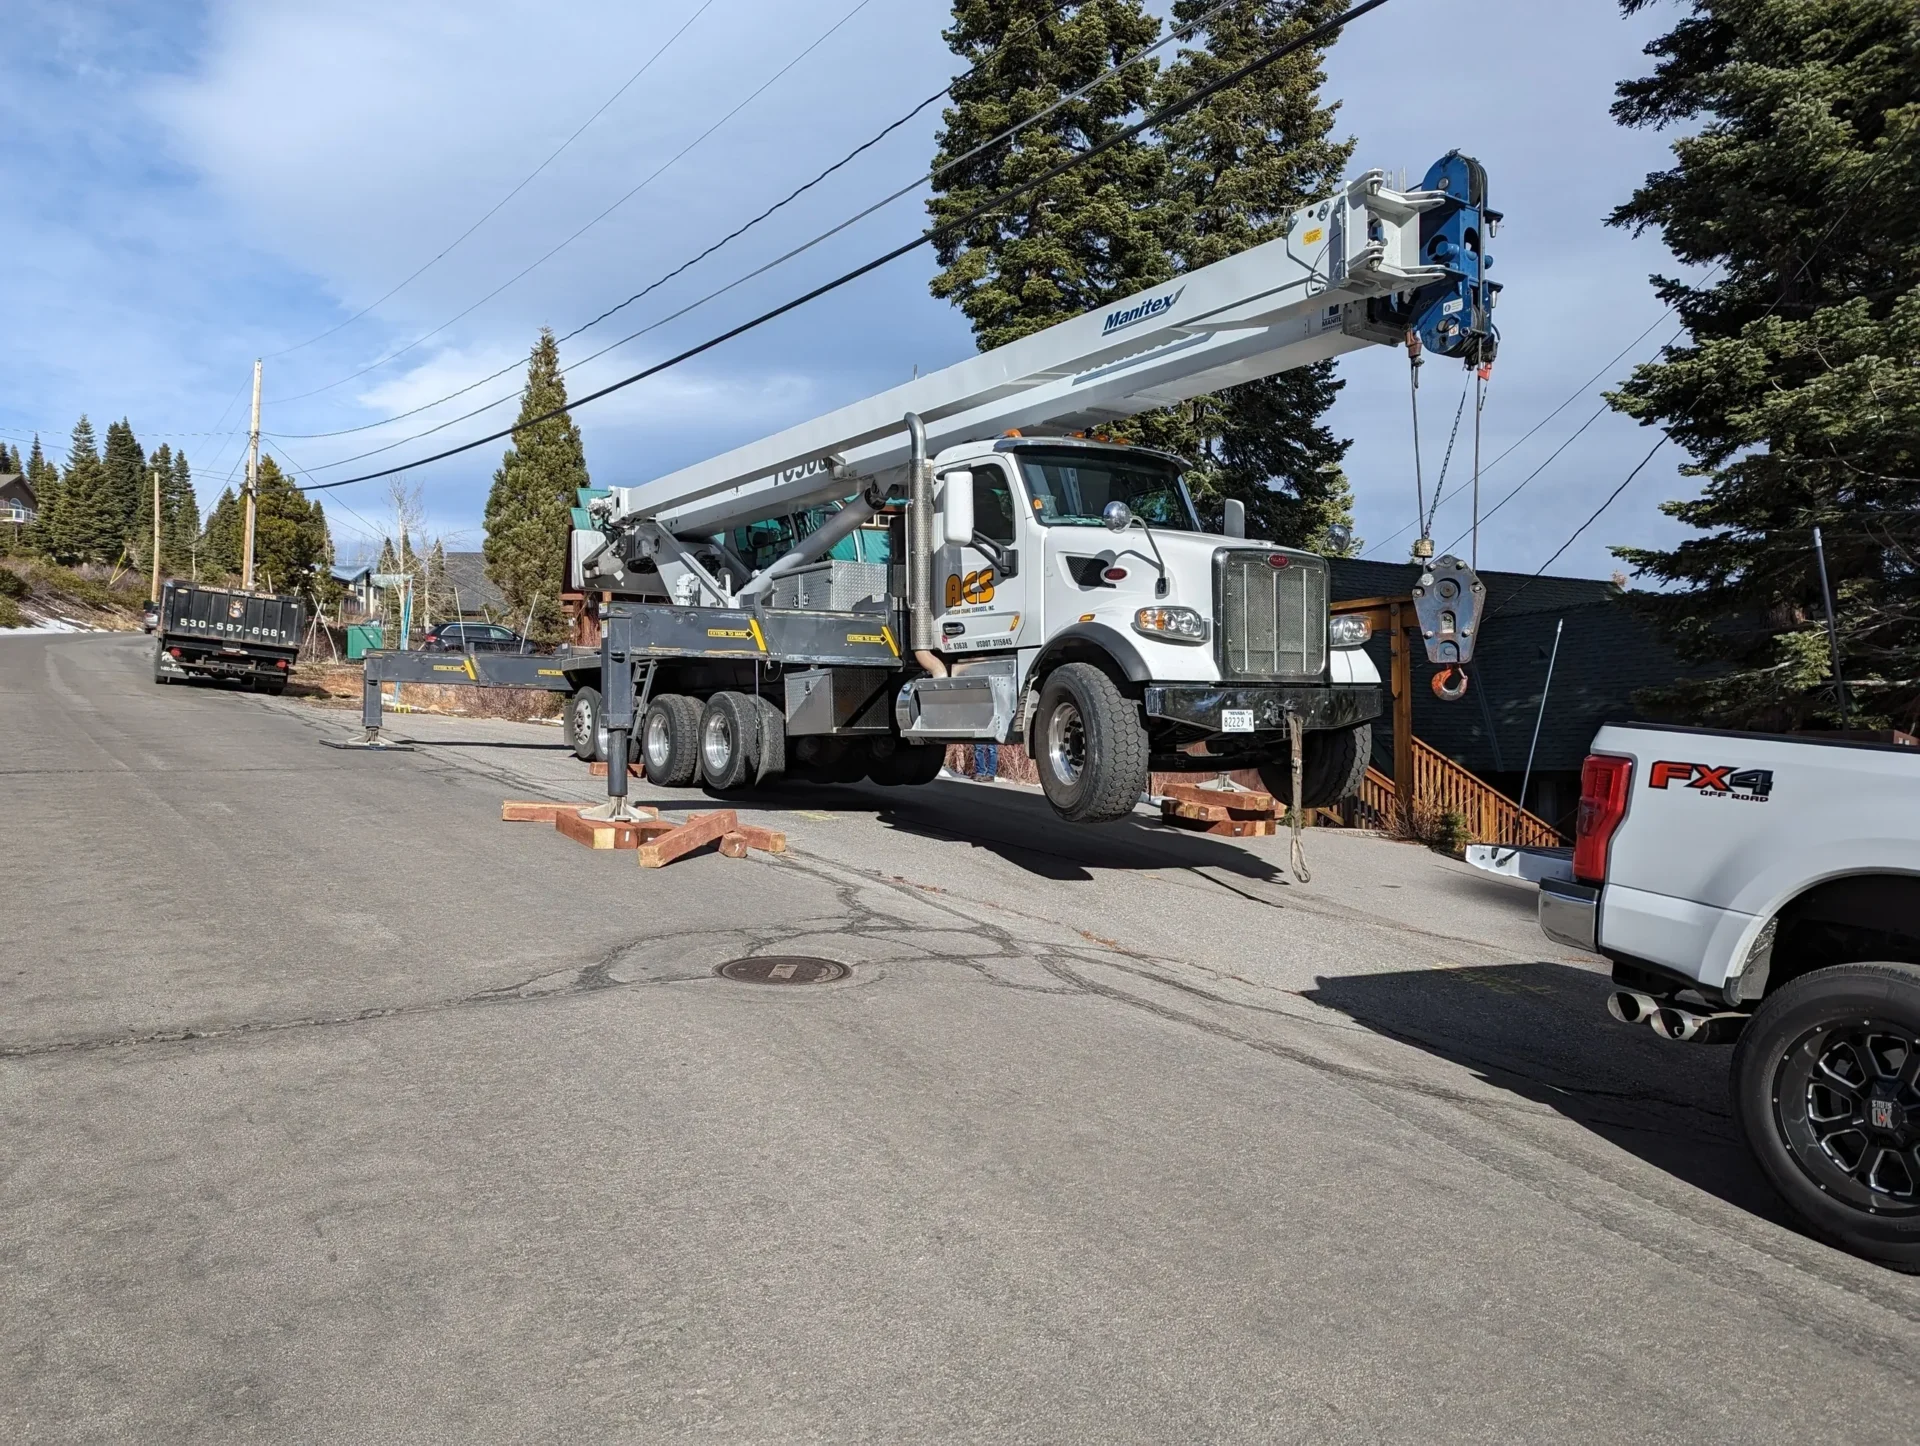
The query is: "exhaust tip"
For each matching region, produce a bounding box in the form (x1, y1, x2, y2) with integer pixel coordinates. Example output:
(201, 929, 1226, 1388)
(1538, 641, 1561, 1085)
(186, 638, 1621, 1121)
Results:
(1607, 989, 1658, 1026)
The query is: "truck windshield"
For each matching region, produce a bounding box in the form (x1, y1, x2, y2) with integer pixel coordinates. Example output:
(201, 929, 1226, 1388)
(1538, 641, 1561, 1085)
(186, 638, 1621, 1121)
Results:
(1016, 449, 1200, 530)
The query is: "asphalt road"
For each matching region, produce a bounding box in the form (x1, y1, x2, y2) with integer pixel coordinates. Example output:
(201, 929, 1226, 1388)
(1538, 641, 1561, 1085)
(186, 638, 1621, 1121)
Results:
(4, 631, 1918, 1443)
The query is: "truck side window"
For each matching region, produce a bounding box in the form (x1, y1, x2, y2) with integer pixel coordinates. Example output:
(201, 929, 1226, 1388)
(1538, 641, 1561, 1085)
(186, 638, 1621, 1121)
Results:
(974, 466, 1017, 545)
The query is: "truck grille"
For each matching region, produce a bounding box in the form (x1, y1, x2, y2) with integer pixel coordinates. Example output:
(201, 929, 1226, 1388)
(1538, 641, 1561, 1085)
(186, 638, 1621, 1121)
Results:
(1214, 549, 1327, 680)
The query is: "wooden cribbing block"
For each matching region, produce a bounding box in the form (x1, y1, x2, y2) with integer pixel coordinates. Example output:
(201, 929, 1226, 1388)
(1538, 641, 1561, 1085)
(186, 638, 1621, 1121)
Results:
(503, 800, 588, 823)
(728, 823, 786, 854)
(1162, 816, 1278, 838)
(555, 811, 670, 851)
(1159, 780, 1276, 813)
(588, 760, 646, 778)
(637, 809, 738, 868)
(718, 832, 749, 859)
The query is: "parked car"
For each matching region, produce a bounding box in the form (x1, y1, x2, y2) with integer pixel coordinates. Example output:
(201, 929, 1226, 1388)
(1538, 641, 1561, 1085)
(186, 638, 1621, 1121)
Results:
(420, 621, 530, 654)
(140, 600, 159, 633)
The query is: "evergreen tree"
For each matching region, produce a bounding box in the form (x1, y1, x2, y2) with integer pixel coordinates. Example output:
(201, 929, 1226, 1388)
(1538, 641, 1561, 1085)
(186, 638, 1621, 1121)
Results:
(928, 0, 1170, 350)
(1607, 0, 1920, 730)
(0, 443, 17, 473)
(482, 328, 590, 641)
(49, 416, 115, 563)
(21, 436, 58, 557)
(200, 487, 243, 577)
(103, 419, 146, 558)
(1136, 0, 1356, 547)
(165, 449, 200, 572)
(250, 455, 333, 595)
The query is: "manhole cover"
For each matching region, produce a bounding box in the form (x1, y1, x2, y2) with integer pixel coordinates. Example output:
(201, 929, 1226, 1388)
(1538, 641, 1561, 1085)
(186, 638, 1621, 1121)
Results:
(715, 956, 848, 986)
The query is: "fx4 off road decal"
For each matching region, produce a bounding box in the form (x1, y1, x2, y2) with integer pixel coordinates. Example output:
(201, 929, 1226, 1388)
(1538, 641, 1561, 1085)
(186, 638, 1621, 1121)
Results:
(1649, 760, 1774, 802)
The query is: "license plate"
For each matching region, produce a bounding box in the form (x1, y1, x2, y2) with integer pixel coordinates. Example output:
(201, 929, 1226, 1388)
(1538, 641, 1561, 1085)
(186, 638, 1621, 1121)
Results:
(1221, 708, 1255, 733)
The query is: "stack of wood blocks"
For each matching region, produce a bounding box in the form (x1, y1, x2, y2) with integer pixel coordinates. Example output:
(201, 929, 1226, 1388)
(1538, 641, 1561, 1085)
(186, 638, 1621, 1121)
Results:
(1156, 781, 1284, 837)
(500, 801, 787, 867)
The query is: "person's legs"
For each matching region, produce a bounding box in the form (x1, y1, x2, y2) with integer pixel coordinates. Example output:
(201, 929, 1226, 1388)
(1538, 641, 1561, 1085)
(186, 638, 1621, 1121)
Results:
(973, 743, 999, 781)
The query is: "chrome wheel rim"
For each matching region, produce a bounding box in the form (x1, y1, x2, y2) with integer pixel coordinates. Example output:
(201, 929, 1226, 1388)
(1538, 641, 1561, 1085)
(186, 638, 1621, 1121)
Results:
(701, 711, 734, 775)
(1045, 699, 1086, 786)
(643, 710, 671, 771)
(1777, 1020, 1920, 1215)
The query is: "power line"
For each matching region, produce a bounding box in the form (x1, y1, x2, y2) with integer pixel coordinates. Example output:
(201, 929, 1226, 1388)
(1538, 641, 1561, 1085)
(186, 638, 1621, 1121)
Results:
(290, 0, 1395, 496)
(272, 0, 1250, 445)
(263, 0, 721, 363)
(267, 0, 881, 407)
(1489, 436, 1665, 618)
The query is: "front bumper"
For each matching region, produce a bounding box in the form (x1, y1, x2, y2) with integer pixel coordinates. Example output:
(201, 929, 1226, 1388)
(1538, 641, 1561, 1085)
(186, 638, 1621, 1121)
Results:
(1539, 877, 1599, 953)
(1143, 683, 1383, 734)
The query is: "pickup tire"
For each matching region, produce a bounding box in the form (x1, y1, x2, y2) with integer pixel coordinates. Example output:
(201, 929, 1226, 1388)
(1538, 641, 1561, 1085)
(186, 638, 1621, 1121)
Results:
(698, 692, 761, 792)
(1257, 722, 1372, 811)
(1033, 662, 1148, 823)
(1732, 961, 1920, 1271)
(567, 687, 606, 763)
(640, 694, 703, 787)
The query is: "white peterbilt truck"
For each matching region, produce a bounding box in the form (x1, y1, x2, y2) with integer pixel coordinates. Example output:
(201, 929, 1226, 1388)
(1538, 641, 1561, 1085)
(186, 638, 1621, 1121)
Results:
(558, 153, 1499, 823)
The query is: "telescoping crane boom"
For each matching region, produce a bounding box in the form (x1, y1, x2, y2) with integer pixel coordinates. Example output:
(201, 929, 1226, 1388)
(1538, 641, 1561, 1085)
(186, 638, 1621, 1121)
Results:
(566, 152, 1499, 833)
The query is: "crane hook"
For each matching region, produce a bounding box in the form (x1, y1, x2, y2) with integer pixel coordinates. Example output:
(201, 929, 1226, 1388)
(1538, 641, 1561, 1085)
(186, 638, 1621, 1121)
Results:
(1431, 665, 1470, 701)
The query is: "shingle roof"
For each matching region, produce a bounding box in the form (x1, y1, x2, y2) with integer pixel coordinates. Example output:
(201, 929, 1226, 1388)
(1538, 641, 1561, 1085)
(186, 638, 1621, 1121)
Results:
(437, 552, 508, 617)
(1327, 558, 1695, 774)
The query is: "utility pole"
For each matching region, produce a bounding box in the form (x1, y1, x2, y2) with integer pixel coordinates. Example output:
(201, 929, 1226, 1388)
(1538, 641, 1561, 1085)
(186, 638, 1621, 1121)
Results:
(242, 358, 262, 590)
(149, 469, 162, 604)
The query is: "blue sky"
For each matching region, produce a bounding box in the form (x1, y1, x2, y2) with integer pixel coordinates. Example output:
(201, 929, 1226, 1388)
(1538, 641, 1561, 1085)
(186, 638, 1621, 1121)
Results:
(0, 0, 1700, 578)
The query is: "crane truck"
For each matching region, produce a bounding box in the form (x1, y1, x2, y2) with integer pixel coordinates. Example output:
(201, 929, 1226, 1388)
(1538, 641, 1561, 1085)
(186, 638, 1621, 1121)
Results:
(558, 152, 1500, 824)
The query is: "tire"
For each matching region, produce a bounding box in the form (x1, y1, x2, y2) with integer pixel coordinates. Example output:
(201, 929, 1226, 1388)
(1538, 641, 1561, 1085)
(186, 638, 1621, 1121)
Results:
(699, 692, 761, 791)
(152, 645, 169, 685)
(567, 687, 606, 763)
(1731, 961, 1920, 1270)
(640, 694, 703, 787)
(261, 679, 287, 697)
(869, 740, 946, 787)
(1032, 662, 1148, 823)
(1258, 722, 1371, 811)
(751, 695, 786, 783)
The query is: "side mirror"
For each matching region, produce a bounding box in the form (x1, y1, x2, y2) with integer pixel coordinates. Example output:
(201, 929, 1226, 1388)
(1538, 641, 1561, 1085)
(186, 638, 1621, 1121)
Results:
(1223, 499, 1246, 539)
(1102, 500, 1134, 532)
(939, 470, 974, 548)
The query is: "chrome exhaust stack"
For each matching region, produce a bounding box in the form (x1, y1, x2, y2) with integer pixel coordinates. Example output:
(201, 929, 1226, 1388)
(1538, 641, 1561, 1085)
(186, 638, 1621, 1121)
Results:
(1650, 1005, 1748, 1045)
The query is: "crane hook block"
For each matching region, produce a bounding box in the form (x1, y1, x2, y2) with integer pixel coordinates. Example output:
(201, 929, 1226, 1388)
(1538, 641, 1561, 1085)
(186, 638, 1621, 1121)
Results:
(1410, 554, 1486, 671)
(1431, 666, 1470, 701)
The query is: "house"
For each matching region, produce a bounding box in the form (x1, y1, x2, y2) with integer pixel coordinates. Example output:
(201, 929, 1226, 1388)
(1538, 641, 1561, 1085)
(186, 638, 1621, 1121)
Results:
(0, 473, 35, 526)
(1328, 557, 1698, 835)
(437, 552, 510, 622)
(331, 564, 375, 619)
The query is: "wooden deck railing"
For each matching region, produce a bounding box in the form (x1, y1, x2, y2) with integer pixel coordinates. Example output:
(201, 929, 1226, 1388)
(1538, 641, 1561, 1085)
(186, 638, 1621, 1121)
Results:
(1344, 738, 1566, 847)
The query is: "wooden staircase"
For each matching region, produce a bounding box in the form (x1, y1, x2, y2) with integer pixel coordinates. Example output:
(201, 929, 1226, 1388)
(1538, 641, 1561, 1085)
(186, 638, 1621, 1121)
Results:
(1340, 736, 1565, 847)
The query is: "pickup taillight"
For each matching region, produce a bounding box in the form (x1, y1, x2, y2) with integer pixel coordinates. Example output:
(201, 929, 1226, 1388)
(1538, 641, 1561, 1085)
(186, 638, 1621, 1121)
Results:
(1573, 754, 1633, 884)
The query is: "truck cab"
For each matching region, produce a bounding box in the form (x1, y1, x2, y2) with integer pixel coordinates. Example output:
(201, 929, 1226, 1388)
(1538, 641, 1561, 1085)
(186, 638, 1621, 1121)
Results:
(922, 436, 1380, 817)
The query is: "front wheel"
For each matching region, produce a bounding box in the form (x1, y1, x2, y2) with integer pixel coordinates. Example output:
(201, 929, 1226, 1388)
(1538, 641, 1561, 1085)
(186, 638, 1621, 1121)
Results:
(1257, 721, 1371, 811)
(1732, 962, 1920, 1270)
(1032, 663, 1148, 823)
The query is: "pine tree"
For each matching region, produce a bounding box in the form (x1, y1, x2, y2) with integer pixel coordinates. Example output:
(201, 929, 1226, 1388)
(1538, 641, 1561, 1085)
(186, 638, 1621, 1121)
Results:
(1606, 0, 1920, 730)
(1123, 0, 1356, 546)
(50, 416, 115, 563)
(482, 328, 590, 641)
(200, 488, 243, 578)
(250, 455, 333, 595)
(165, 450, 199, 573)
(21, 436, 58, 557)
(103, 418, 146, 559)
(928, 0, 1170, 350)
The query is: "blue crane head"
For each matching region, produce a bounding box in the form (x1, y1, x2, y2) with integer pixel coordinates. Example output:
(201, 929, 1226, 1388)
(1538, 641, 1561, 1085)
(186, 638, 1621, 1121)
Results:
(1401, 151, 1501, 366)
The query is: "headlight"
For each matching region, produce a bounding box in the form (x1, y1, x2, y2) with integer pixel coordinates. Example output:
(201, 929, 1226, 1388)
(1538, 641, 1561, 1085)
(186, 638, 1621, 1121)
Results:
(1133, 606, 1208, 644)
(1328, 614, 1372, 648)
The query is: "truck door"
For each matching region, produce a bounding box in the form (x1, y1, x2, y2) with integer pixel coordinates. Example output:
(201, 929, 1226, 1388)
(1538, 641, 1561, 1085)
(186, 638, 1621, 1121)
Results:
(933, 461, 1031, 658)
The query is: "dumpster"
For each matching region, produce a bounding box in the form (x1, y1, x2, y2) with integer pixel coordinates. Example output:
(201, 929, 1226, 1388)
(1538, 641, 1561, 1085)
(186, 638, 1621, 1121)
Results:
(346, 622, 384, 660)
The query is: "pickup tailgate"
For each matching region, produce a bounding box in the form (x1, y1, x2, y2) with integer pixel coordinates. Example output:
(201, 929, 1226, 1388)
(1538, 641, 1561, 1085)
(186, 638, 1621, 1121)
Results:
(1590, 722, 1920, 990)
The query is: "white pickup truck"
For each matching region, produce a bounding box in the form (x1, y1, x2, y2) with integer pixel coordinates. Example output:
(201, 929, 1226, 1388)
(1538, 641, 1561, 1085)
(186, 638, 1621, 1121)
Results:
(1538, 721, 1920, 1268)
